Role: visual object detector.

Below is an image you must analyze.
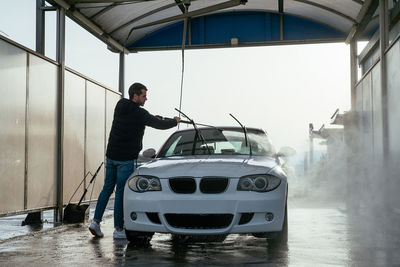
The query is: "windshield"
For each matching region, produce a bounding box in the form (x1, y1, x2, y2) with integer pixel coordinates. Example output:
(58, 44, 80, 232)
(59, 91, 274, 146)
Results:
(158, 128, 276, 157)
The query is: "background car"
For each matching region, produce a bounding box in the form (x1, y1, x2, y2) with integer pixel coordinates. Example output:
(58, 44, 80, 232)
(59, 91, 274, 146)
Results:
(123, 126, 295, 244)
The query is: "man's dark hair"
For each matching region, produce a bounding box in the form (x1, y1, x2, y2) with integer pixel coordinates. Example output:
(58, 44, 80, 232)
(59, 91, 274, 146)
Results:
(128, 82, 147, 100)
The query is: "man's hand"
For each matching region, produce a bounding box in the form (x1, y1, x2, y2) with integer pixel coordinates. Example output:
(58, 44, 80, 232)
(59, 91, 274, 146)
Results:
(174, 116, 181, 123)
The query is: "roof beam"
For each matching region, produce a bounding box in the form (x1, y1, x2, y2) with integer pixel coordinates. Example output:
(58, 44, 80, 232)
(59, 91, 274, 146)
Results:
(278, 0, 283, 13)
(89, 2, 118, 20)
(131, 37, 346, 52)
(352, 0, 364, 5)
(345, 0, 379, 43)
(175, 0, 187, 14)
(50, 0, 129, 53)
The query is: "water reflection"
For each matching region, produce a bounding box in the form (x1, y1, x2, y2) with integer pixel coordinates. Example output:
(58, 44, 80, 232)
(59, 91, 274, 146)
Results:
(24, 223, 43, 232)
(89, 238, 104, 259)
(85, 206, 397, 266)
(346, 206, 400, 266)
(5, 206, 399, 265)
(123, 234, 289, 266)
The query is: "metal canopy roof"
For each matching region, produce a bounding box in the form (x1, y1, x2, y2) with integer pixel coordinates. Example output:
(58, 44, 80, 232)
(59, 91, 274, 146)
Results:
(48, 0, 379, 53)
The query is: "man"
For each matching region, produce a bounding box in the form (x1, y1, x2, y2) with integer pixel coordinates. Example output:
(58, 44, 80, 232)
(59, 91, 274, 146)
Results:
(89, 82, 180, 239)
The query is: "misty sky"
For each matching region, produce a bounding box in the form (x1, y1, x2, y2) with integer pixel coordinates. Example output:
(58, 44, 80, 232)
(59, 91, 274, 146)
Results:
(1, 1, 363, 160)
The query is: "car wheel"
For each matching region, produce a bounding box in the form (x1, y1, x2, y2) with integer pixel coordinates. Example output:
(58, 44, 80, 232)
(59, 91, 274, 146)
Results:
(125, 230, 154, 245)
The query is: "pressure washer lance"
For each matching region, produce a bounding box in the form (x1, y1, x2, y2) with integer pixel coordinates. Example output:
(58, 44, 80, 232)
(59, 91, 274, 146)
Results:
(156, 115, 215, 128)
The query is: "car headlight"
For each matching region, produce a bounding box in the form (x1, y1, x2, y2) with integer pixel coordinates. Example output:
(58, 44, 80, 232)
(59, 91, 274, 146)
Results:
(128, 175, 162, 192)
(237, 174, 281, 192)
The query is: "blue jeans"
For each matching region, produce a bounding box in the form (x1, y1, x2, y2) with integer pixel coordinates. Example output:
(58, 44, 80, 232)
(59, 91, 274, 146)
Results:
(93, 158, 134, 229)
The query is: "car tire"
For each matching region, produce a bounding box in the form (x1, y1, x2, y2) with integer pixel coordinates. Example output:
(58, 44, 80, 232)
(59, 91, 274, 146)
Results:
(125, 230, 154, 245)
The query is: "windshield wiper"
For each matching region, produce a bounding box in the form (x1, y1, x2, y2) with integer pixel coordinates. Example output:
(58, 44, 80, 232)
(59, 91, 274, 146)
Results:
(179, 119, 215, 128)
(175, 108, 212, 155)
(229, 113, 252, 155)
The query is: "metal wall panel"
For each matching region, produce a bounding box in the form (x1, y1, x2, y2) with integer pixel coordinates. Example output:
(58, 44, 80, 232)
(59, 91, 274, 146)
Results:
(63, 71, 86, 203)
(362, 74, 374, 158)
(0, 40, 26, 213)
(385, 38, 400, 213)
(85, 82, 106, 200)
(26, 54, 58, 209)
(354, 78, 364, 171)
(371, 62, 383, 159)
(355, 82, 363, 112)
(386, 40, 400, 156)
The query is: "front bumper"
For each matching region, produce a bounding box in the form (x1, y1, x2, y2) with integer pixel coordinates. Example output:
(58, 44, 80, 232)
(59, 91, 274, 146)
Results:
(123, 178, 287, 235)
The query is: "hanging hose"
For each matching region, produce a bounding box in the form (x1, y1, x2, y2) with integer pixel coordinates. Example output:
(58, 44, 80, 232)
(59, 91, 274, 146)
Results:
(178, 3, 189, 129)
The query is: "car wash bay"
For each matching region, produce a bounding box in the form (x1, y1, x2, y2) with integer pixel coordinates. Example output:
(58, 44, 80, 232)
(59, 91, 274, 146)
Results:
(1, 0, 400, 266)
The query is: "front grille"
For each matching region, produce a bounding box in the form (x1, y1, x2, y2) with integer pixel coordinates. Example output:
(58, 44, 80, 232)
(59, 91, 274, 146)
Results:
(165, 214, 233, 229)
(169, 177, 196, 193)
(200, 177, 228, 193)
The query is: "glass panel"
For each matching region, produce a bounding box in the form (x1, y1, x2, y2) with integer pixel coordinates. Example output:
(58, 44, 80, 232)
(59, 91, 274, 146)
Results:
(387, 40, 400, 156)
(106, 91, 120, 147)
(0, 39, 26, 213)
(86, 82, 106, 200)
(362, 73, 373, 158)
(372, 62, 382, 159)
(26, 54, 57, 209)
(63, 71, 86, 203)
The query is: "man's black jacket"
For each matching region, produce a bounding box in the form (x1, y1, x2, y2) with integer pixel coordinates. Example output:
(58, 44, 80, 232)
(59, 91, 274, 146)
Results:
(106, 98, 177, 161)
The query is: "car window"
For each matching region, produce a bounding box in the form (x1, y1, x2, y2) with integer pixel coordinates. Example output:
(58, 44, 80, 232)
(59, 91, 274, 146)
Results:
(164, 135, 182, 157)
(215, 141, 237, 153)
(158, 128, 275, 157)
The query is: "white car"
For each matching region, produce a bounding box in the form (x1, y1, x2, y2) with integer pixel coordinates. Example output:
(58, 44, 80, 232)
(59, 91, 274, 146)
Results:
(123, 126, 295, 244)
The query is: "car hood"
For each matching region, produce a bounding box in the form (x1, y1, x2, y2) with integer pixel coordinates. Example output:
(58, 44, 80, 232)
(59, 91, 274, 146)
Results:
(135, 155, 281, 178)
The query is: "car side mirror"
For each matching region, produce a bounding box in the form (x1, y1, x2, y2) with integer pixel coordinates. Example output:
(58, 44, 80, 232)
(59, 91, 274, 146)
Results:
(142, 148, 156, 158)
(277, 146, 296, 157)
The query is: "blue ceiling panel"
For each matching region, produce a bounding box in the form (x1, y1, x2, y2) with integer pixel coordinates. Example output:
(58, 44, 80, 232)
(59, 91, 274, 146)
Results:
(129, 12, 346, 50)
(283, 15, 345, 40)
(133, 22, 187, 48)
(198, 12, 278, 44)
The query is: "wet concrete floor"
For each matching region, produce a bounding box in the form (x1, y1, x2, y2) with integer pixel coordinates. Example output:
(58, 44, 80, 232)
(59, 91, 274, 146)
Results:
(1, 199, 399, 266)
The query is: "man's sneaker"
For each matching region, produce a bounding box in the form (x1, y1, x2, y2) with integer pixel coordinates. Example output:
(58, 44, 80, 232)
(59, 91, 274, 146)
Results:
(89, 221, 104, 237)
(113, 229, 127, 239)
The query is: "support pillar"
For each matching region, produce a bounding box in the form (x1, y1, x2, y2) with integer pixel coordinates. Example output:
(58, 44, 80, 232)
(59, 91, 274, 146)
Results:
(304, 151, 308, 174)
(36, 0, 45, 54)
(346, 41, 360, 211)
(350, 41, 358, 110)
(309, 123, 314, 166)
(119, 52, 125, 98)
(55, 6, 66, 223)
(279, 0, 283, 41)
(379, 0, 389, 159)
